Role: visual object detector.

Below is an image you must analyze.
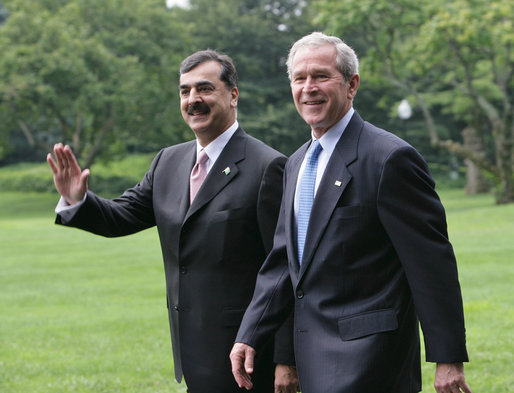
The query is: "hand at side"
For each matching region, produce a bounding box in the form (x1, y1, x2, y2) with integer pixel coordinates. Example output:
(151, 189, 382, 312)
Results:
(434, 362, 472, 393)
(230, 342, 256, 390)
(274, 364, 299, 393)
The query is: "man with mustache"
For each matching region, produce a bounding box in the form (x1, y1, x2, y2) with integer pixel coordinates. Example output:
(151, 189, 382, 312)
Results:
(47, 50, 298, 393)
(230, 32, 472, 393)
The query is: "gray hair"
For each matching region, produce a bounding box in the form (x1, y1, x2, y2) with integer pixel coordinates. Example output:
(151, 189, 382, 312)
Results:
(286, 32, 359, 81)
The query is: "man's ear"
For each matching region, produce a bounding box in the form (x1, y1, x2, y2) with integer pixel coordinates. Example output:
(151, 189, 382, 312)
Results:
(348, 74, 360, 99)
(231, 87, 239, 108)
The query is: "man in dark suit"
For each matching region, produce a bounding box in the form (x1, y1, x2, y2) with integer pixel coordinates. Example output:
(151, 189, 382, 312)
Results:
(47, 50, 298, 393)
(230, 33, 473, 393)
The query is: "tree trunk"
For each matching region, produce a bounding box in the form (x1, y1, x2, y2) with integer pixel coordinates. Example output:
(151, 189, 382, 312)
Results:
(493, 122, 514, 204)
(17, 120, 53, 153)
(82, 116, 114, 169)
(461, 127, 490, 194)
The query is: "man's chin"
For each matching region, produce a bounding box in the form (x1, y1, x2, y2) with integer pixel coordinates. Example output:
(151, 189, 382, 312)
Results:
(301, 110, 325, 124)
(304, 118, 325, 129)
(188, 117, 210, 130)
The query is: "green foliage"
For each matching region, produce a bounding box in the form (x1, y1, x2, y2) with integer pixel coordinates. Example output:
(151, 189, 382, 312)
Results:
(316, 0, 514, 203)
(2, 0, 511, 202)
(174, 0, 318, 154)
(0, 153, 155, 195)
(0, 162, 55, 192)
(0, 0, 190, 166)
(0, 0, 321, 162)
(0, 2, 8, 25)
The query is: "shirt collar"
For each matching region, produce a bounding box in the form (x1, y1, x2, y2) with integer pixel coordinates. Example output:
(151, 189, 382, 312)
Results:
(196, 121, 239, 163)
(314, 107, 354, 156)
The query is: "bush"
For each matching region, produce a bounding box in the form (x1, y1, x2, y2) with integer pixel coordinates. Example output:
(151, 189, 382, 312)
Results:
(88, 175, 142, 196)
(0, 163, 55, 193)
(0, 153, 156, 196)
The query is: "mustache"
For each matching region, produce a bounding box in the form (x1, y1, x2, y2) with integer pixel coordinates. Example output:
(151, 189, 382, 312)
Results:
(187, 102, 210, 115)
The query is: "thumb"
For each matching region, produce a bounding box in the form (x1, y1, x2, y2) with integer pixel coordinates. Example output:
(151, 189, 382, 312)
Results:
(244, 347, 254, 374)
(80, 169, 90, 191)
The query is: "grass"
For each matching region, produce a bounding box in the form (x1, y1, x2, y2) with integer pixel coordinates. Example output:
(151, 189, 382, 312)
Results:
(0, 189, 513, 392)
(418, 190, 514, 392)
(0, 192, 186, 393)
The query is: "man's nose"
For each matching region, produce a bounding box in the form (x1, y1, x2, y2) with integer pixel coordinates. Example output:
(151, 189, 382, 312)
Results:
(303, 76, 318, 92)
(188, 89, 202, 104)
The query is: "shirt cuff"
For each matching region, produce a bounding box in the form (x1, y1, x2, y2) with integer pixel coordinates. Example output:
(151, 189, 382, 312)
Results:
(55, 194, 87, 216)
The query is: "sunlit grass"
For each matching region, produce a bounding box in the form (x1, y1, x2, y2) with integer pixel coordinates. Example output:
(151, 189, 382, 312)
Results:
(0, 192, 185, 393)
(1, 190, 512, 392)
(419, 189, 514, 392)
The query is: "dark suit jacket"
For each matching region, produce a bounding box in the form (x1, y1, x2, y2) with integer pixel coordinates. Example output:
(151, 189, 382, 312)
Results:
(56, 128, 294, 393)
(236, 112, 469, 393)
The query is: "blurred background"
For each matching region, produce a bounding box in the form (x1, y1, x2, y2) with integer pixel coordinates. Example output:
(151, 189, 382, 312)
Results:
(0, 0, 512, 203)
(0, 1, 512, 392)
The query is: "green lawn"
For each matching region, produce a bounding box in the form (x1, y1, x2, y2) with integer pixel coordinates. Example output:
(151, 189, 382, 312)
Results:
(0, 190, 513, 392)
(0, 192, 186, 393)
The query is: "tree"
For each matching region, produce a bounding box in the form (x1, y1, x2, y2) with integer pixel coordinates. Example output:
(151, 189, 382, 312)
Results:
(0, 0, 190, 168)
(0, 2, 8, 25)
(317, 0, 514, 204)
(175, 0, 318, 155)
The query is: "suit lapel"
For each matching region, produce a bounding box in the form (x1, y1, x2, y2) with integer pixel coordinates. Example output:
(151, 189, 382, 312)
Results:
(298, 112, 363, 279)
(168, 142, 196, 224)
(184, 128, 245, 222)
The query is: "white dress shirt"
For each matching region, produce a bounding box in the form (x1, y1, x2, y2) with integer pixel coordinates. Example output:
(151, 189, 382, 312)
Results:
(294, 108, 354, 219)
(197, 121, 238, 174)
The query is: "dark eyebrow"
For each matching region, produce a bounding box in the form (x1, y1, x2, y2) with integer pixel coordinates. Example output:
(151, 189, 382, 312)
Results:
(179, 80, 216, 90)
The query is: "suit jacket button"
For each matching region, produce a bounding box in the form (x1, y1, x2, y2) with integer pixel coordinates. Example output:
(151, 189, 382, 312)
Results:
(180, 266, 187, 274)
(173, 305, 179, 311)
(296, 290, 304, 299)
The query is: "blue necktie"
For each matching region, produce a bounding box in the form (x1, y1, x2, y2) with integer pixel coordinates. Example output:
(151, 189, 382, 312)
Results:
(297, 139, 323, 264)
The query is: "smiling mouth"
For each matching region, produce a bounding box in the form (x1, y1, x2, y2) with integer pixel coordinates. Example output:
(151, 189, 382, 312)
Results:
(304, 100, 325, 105)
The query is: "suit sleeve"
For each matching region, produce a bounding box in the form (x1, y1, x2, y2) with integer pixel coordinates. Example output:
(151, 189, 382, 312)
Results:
(239, 161, 295, 361)
(256, 155, 287, 254)
(377, 146, 468, 362)
(55, 149, 163, 237)
(255, 155, 295, 365)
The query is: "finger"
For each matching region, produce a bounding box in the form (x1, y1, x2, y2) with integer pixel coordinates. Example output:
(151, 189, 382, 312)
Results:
(61, 145, 73, 169)
(460, 381, 472, 393)
(63, 145, 80, 171)
(47, 153, 59, 174)
(53, 143, 66, 170)
(448, 374, 471, 393)
(244, 348, 254, 375)
(230, 351, 252, 390)
(241, 373, 253, 390)
(275, 380, 298, 393)
(233, 366, 253, 390)
(277, 385, 295, 393)
(80, 169, 90, 191)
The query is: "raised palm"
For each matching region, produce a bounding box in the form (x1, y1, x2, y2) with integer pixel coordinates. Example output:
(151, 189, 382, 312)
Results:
(47, 143, 90, 205)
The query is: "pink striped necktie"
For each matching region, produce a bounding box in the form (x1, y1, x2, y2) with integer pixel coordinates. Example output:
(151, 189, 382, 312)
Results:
(190, 149, 209, 204)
